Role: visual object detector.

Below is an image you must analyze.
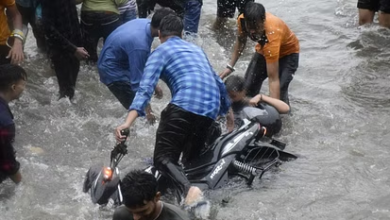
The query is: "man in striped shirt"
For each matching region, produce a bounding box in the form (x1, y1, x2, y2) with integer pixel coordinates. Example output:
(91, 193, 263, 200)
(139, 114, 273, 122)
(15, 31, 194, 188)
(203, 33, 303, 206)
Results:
(115, 14, 233, 205)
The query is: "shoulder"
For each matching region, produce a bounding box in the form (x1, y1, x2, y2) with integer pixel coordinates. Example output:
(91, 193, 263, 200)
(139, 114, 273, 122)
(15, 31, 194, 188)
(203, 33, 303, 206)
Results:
(2, 0, 15, 7)
(265, 12, 286, 29)
(160, 202, 190, 220)
(0, 103, 13, 127)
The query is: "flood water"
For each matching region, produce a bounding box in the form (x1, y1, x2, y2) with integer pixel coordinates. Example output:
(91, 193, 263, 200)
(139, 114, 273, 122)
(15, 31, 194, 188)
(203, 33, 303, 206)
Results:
(1, 0, 390, 219)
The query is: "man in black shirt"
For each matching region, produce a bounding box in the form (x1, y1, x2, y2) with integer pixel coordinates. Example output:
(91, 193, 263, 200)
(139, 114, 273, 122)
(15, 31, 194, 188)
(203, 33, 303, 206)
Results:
(41, 0, 89, 100)
(113, 170, 190, 220)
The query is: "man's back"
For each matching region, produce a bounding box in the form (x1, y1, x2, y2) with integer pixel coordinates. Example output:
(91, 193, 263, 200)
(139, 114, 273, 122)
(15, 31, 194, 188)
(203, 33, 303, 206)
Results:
(98, 19, 153, 87)
(136, 36, 227, 120)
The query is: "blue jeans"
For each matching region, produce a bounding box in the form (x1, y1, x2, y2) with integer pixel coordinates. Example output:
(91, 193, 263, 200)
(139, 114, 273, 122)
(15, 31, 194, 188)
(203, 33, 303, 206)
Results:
(184, 0, 202, 34)
(120, 8, 137, 23)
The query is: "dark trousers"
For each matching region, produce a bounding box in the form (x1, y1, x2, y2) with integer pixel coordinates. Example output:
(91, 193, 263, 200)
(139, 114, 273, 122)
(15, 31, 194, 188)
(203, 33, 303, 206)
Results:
(244, 52, 299, 105)
(50, 50, 80, 99)
(16, 3, 46, 50)
(80, 11, 122, 63)
(153, 104, 213, 198)
(107, 81, 135, 109)
(0, 45, 10, 65)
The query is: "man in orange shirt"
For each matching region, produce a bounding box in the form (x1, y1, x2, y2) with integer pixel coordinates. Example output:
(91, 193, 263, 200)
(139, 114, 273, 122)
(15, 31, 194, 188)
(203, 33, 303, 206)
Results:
(0, 0, 24, 65)
(220, 1, 299, 105)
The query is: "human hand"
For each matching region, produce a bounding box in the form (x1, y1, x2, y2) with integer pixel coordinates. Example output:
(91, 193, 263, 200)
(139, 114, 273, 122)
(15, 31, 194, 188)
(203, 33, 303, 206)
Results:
(115, 123, 131, 143)
(146, 112, 156, 125)
(7, 40, 24, 65)
(185, 186, 203, 206)
(249, 94, 262, 106)
(219, 68, 232, 79)
(74, 47, 89, 60)
(154, 85, 163, 99)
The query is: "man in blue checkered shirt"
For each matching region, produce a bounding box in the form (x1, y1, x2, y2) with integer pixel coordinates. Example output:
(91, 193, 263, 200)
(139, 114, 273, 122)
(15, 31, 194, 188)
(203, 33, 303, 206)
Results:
(115, 14, 234, 206)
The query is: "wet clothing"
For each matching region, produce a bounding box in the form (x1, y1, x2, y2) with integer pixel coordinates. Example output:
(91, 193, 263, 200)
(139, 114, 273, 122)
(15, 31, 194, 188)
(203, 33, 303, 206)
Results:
(130, 36, 230, 118)
(16, 0, 46, 50)
(217, 0, 252, 18)
(98, 19, 153, 109)
(357, 0, 390, 13)
(154, 104, 214, 196)
(82, 0, 128, 14)
(107, 81, 136, 109)
(183, 0, 202, 34)
(81, 0, 128, 62)
(244, 52, 299, 104)
(80, 11, 122, 62)
(41, 0, 82, 99)
(0, 97, 20, 183)
(51, 50, 80, 99)
(0, 0, 14, 46)
(237, 12, 299, 104)
(118, 0, 137, 23)
(113, 202, 190, 220)
(237, 12, 300, 63)
(129, 36, 230, 198)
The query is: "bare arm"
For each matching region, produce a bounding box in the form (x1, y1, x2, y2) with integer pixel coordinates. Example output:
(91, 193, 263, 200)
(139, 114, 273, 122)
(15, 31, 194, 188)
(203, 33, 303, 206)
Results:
(6, 4, 24, 64)
(266, 61, 280, 100)
(115, 110, 139, 142)
(226, 108, 235, 132)
(219, 31, 247, 79)
(7, 4, 22, 30)
(249, 94, 290, 114)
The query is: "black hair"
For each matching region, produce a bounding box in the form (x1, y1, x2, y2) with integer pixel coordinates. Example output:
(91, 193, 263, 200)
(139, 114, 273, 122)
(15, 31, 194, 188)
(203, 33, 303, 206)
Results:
(159, 14, 183, 38)
(0, 64, 27, 92)
(225, 75, 245, 93)
(120, 170, 158, 208)
(243, 2, 266, 29)
(151, 8, 176, 28)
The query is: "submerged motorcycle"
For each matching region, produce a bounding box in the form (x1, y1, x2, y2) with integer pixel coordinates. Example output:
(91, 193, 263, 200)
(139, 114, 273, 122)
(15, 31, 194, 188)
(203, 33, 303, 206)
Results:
(83, 106, 297, 206)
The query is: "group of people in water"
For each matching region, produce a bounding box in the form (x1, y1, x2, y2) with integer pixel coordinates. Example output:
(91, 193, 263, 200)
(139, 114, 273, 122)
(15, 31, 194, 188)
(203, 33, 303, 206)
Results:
(1, 0, 389, 219)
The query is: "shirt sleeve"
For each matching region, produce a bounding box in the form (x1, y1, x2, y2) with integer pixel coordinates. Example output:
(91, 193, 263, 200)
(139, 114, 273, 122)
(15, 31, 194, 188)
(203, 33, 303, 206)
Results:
(0, 125, 20, 176)
(129, 48, 166, 116)
(214, 73, 231, 116)
(41, 1, 77, 54)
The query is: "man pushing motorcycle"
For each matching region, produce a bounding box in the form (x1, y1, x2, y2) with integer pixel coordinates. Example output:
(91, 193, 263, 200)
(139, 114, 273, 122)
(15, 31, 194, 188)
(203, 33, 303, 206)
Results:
(115, 14, 234, 209)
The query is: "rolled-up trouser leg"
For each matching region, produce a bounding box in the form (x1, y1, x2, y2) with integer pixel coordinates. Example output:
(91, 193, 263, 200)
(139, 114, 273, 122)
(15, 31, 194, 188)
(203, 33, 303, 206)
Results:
(244, 52, 268, 97)
(153, 104, 213, 201)
(278, 53, 299, 105)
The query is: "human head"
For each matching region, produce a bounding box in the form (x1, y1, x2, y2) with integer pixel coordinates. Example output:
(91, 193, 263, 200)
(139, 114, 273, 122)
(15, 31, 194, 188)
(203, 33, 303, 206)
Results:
(121, 170, 161, 220)
(0, 64, 27, 101)
(243, 2, 266, 41)
(151, 8, 176, 29)
(225, 75, 246, 103)
(158, 14, 183, 41)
